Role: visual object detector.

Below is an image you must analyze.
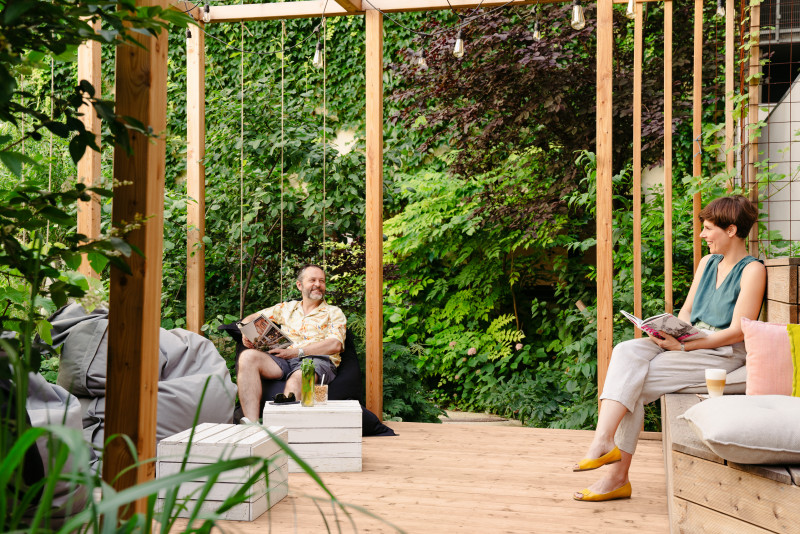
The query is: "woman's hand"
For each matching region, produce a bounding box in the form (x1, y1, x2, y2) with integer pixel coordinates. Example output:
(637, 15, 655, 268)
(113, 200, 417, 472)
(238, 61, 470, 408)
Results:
(647, 331, 682, 351)
(242, 337, 255, 349)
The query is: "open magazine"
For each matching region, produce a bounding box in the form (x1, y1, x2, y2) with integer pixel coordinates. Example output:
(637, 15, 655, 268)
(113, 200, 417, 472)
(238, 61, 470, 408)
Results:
(620, 310, 708, 341)
(237, 313, 293, 351)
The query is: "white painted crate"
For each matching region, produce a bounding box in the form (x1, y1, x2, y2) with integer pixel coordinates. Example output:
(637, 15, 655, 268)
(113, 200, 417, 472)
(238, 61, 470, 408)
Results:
(156, 423, 289, 521)
(262, 399, 362, 473)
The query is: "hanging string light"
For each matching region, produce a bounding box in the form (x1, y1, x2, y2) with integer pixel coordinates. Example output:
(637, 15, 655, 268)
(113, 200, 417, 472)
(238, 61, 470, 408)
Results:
(313, 40, 324, 69)
(453, 29, 465, 58)
(625, 0, 636, 20)
(715, 0, 725, 18)
(202, 2, 210, 23)
(533, 20, 542, 41)
(416, 49, 428, 68)
(571, 0, 586, 30)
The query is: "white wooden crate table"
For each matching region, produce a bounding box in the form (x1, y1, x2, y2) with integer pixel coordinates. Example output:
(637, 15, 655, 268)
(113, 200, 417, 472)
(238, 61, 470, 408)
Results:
(262, 399, 362, 473)
(156, 422, 289, 521)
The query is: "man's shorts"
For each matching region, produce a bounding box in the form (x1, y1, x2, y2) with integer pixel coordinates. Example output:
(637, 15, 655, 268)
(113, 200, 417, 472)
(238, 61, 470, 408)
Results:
(269, 355, 338, 383)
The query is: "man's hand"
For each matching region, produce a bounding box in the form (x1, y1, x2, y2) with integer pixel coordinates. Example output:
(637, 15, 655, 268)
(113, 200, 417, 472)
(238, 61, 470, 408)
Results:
(269, 347, 298, 360)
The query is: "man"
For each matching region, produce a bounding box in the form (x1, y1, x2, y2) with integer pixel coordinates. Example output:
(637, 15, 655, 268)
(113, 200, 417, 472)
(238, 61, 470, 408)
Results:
(237, 264, 346, 423)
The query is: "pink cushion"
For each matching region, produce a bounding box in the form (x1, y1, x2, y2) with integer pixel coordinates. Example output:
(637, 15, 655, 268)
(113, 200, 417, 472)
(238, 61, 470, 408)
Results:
(742, 317, 793, 396)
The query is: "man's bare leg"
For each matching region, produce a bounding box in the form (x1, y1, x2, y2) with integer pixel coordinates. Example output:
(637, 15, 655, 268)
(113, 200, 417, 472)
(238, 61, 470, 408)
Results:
(284, 369, 318, 399)
(238, 349, 284, 421)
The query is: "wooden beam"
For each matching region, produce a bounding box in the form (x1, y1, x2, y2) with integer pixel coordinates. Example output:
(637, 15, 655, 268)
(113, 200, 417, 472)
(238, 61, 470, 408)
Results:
(186, 25, 206, 334)
(664, 0, 673, 314)
(365, 9, 383, 420)
(335, 0, 363, 12)
(104, 0, 168, 515)
(76, 21, 102, 280)
(596, 0, 613, 396)
(692, 0, 702, 271)
(633, 5, 643, 337)
(725, 0, 734, 178)
(747, 0, 760, 255)
(207, 0, 657, 22)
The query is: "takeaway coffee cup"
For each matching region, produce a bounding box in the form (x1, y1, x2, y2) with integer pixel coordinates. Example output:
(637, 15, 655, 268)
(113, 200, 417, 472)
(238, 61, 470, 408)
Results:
(705, 368, 726, 398)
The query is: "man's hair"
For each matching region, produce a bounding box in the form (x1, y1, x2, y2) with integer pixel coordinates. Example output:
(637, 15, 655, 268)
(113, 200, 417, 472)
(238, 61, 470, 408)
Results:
(296, 264, 326, 283)
(699, 195, 758, 238)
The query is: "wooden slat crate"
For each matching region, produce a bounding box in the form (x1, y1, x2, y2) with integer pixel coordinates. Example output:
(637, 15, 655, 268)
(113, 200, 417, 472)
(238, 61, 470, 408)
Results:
(262, 399, 362, 473)
(156, 423, 289, 521)
(763, 257, 800, 323)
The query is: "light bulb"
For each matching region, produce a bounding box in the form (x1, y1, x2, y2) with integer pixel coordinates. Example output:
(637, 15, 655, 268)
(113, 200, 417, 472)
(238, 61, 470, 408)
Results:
(313, 41, 324, 69)
(453, 30, 465, 59)
(202, 3, 210, 23)
(625, 0, 636, 19)
(716, 0, 725, 18)
(571, 0, 586, 30)
(533, 20, 542, 42)
(416, 49, 428, 68)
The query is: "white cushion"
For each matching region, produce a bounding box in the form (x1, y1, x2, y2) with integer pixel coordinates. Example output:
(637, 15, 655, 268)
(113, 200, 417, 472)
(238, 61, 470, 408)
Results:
(680, 395, 800, 464)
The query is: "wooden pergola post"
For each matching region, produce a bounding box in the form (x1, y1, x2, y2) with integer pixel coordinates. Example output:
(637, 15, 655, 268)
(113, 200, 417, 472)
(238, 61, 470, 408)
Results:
(747, 1, 760, 254)
(365, 8, 384, 419)
(633, 2, 643, 336)
(692, 0, 703, 269)
(664, 0, 673, 314)
(76, 20, 102, 280)
(596, 0, 614, 395)
(104, 0, 168, 512)
(186, 25, 206, 334)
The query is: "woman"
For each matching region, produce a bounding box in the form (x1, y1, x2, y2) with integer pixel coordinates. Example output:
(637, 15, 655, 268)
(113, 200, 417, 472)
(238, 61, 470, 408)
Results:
(573, 195, 766, 502)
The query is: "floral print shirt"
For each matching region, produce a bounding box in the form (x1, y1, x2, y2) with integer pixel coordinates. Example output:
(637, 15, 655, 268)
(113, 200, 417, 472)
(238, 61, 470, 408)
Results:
(257, 300, 347, 366)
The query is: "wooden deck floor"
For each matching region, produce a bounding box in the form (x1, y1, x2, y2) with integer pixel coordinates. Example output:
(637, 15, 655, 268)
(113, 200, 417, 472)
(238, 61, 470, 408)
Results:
(205, 422, 668, 533)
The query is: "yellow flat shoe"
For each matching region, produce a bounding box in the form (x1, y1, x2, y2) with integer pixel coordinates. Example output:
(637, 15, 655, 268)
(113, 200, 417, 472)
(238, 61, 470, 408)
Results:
(573, 446, 621, 472)
(573, 481, 632, 502)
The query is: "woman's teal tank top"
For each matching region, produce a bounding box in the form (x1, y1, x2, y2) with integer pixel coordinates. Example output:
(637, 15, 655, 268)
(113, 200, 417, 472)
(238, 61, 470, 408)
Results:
(690, 254, 759, 329)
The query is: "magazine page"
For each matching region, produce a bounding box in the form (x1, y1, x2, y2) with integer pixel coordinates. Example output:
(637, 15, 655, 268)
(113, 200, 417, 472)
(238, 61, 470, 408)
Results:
(641, 314, 707, 341)
(237, 314, 293, 350)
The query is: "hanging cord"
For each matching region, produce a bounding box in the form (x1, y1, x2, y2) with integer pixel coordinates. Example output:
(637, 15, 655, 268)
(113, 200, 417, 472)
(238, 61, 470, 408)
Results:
(280, 20, 285, 301)
(239, 17, 245, 316)
(47, 59, 54, 244)
(322, 18, 327, 269)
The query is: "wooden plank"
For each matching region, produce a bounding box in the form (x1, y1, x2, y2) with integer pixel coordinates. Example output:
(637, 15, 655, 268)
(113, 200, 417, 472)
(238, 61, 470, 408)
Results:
(692, 0, 702, 269)
(334, 0, 362, 11)
(763, 258, 800, 267)
(158, 480, 288, 520)
(76, 22, 102, 280)
(661, 397, 677, 534)
(186, 23, 206, 334)
(158, 459, 288, 482)
(104, 0, 168, 515)
(633, 6, 643, 336)
(207, 0, 660, 23)
(663, 394, 724, 463)
(674, 498, 775, 534)
(765, 299, 799, 324)
(596, 0, 613, 397)
(673, 451, 800, 532)
(728, 462, 794, 486)
(664, 0, 673, 314)
(765, 264, 798, 304)
(790, 467, 800, 486)
(365, 9, 383, 420)
(289, 456, 361, 472)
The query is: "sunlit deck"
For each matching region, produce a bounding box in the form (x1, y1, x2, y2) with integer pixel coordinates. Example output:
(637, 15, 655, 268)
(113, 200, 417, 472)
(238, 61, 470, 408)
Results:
(214, 422, 668, 533)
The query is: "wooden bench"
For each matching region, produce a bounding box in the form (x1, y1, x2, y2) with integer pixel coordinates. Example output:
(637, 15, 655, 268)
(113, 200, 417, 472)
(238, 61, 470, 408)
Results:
(660, 257, 800, 533)
(661, 395, 800, 533)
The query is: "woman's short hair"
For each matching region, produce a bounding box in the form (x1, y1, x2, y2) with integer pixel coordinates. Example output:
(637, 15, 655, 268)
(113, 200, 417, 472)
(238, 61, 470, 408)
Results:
(699, 195, 758, 238)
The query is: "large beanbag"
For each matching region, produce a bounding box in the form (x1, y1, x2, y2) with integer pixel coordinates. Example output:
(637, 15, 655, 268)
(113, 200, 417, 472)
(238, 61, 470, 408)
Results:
(50, 304, 238, 455)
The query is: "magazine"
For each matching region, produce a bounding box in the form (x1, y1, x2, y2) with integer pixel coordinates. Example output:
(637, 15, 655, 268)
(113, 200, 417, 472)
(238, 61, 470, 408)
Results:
(620, 310, 708, 341)
(237, 313, 293, 351)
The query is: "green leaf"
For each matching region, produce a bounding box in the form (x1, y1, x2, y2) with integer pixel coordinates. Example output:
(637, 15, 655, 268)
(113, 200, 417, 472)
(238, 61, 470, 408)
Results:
(0, 151, 34, 177)
(87, 252, 110, 273)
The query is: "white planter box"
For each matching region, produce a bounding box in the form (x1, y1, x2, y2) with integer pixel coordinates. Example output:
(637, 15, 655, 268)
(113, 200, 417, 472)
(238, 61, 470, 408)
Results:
(262, 399, 362, 473)
(156, 423, 289, 520)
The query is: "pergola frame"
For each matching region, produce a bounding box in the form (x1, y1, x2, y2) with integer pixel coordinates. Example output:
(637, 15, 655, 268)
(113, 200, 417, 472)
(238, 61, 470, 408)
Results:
(78, 0, 752, 507)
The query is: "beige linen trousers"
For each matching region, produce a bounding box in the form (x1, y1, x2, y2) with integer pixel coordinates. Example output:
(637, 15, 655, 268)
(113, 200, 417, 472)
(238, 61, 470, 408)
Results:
(599, 337, 746, 454)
